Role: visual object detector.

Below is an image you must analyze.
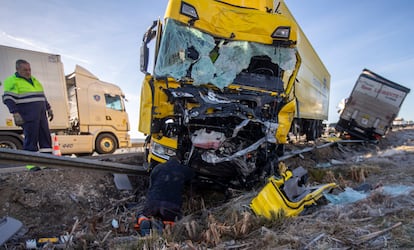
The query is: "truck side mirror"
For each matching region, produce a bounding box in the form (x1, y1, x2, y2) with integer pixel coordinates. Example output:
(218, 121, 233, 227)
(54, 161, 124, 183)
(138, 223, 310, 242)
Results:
(140, 21, 158, 74)
(140, 45, 149, 74)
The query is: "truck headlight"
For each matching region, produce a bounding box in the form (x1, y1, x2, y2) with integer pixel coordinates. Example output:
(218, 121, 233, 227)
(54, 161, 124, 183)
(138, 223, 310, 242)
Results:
(272, 26, 290, 39)
(151, 141, 176, 159)
(181, 2, 199, 19)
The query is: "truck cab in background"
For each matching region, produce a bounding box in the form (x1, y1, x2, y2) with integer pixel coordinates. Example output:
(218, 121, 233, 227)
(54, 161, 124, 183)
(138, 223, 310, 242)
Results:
(0, 45, 131, 155)
(60, 65, 131, 154)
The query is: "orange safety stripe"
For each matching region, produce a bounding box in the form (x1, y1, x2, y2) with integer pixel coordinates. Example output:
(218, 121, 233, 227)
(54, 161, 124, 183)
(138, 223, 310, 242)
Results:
(138, 216, 150, 224)
(134, 215, 150, 230)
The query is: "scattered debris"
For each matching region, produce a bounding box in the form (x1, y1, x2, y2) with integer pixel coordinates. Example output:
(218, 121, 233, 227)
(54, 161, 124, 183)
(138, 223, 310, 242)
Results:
(250, 165, 337, 218)
(0, 128, 414, 248)
(0, 216, 23, 246)
(113, 173, 133, 190)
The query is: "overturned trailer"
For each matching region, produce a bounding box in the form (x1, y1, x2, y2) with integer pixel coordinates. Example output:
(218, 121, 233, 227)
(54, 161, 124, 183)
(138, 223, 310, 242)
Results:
(336, 69, 410, 141)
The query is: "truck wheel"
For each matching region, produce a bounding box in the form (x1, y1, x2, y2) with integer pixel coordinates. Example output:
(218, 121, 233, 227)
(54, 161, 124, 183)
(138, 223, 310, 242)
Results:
(306, 120, 318, 141)
(95, 133, 118, 154)
(0, 136, 23, 149)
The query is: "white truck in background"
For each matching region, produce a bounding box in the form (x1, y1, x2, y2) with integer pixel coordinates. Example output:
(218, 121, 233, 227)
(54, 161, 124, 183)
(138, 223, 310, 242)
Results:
(335, 69, 410, 140)
(0, 45, 131, 155)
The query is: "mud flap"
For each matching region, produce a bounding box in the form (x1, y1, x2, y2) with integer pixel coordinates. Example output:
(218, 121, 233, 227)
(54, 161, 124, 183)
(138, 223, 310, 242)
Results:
(0, 216, 23, 246)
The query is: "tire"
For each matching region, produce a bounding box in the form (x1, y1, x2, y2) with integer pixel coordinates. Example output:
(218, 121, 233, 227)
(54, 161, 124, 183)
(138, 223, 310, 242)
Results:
(95, 133, 118, 154)
(0, 135, 23, 149)
(276, 144, 285, 157)
(306, 120, 318, 141)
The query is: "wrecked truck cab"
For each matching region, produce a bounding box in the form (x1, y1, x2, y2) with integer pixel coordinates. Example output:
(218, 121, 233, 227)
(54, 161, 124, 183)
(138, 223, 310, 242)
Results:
(139, 0, 301, 188)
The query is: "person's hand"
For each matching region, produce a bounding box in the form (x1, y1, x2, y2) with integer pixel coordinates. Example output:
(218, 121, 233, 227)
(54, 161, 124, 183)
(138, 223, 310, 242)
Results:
(47, 109, 54, 122)
(13, 112, 24, 126)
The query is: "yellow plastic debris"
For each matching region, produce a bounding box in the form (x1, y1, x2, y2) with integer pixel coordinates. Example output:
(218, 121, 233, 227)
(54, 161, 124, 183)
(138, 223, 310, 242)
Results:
(250, 171, 337, 218)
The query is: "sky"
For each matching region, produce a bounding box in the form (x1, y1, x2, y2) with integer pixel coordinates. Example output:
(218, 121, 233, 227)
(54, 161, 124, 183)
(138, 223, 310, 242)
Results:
(1, 0, 413, 138)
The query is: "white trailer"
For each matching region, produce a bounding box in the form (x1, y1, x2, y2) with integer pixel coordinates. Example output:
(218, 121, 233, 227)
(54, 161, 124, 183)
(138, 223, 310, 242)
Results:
(336, 69, 410, 140)
(0, 45, 131, 154)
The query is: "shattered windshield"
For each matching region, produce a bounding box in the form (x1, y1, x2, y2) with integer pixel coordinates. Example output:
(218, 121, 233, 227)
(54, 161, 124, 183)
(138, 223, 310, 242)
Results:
(154, 19, 297, 89)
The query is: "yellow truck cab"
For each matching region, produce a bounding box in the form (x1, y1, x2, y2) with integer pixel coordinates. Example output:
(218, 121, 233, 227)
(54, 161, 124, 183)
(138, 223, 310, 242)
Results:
(139, 0, 329, 188)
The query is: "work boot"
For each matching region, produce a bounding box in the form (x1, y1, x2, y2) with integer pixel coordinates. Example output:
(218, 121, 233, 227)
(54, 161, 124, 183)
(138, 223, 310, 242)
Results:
(134, 214, 151, 236)
(151, 219, 164, 235)
(140, 220, 151, 236)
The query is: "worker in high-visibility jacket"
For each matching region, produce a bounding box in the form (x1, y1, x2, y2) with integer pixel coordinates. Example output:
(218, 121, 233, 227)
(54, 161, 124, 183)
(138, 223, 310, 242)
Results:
(2, 59, 54, 152)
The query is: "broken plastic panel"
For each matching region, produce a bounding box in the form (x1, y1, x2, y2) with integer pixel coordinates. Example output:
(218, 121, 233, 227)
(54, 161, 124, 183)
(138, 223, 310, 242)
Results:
(324, 185, 414, 205)
(155, 19, 297, 89)
(324, 187, 368, 205)
(191, 128, 226, 150)
(0, 216, 23, 246)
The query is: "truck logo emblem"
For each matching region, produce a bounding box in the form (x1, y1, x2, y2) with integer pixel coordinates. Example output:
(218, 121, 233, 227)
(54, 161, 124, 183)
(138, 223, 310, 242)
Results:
(93, 95, 100, 102)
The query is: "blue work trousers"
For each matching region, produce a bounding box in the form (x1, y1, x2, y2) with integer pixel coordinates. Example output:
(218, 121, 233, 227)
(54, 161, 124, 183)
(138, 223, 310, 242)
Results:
(143, 200, 182, 222)
(22, 115, 52, 152)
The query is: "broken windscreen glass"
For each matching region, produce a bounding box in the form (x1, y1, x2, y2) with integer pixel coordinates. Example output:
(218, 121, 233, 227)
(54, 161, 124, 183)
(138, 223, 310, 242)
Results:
(154, 19, 297, 89)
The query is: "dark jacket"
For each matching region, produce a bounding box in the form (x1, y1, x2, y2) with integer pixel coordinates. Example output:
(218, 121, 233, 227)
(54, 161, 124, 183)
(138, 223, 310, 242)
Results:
(146, 158, 194, 206)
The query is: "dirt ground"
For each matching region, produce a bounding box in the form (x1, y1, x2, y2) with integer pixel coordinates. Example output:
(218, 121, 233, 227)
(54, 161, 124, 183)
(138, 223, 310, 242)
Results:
(1, 127, 414, 249)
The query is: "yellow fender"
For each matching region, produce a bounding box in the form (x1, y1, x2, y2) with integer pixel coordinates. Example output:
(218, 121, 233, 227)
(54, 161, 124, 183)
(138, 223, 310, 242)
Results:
(276, 99, 296, 144)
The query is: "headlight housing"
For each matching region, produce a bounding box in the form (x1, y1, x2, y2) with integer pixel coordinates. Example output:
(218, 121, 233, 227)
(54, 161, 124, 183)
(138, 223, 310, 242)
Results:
(151, 141, 176, 160)
(180, 2, 199, 19)
(272, 26, 291, 39)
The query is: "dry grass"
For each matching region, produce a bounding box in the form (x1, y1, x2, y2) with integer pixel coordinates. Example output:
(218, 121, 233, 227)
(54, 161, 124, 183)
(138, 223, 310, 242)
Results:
(104, 187, 414, 249)
(4, 129, 414, 249)
(76, 128, 414, 249)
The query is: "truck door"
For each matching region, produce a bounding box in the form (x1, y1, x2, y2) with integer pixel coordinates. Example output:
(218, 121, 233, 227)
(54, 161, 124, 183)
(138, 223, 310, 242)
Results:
(82, 82, 129, 132)
(103, 93, 129, 131)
